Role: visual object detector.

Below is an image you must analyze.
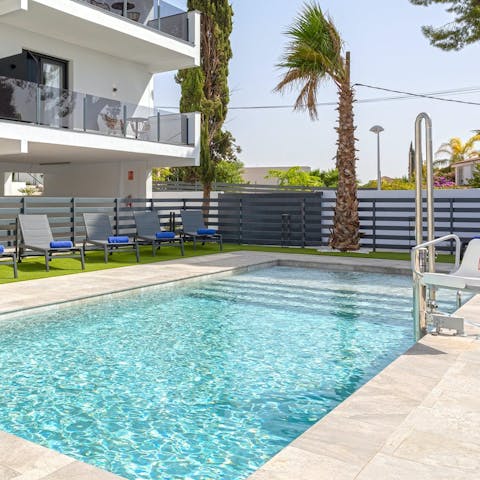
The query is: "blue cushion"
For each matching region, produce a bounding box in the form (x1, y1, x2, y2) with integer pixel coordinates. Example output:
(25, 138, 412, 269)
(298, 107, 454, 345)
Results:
(108, 236, 129, 244)
(0, 245, 4, 254)
(50, 241, 73, 249)
(156, 232, 176, 239)
(197, 228, 217, 235)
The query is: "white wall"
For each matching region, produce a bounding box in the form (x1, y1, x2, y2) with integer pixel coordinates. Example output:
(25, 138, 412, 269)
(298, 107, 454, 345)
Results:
(44, 161, 153, 198)
(0, 23, 154, 106)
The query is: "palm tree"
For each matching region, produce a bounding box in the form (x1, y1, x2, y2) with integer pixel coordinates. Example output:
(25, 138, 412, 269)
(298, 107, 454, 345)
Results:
(434, 134, 480, 168)
(275, 2, 359, 251)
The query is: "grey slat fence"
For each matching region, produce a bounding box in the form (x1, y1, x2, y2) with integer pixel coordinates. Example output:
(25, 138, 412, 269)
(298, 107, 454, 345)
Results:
(1, 192, 480, 252)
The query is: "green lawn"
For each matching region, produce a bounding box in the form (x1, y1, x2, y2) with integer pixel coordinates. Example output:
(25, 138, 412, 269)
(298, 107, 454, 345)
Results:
(0, 244, 455, 285)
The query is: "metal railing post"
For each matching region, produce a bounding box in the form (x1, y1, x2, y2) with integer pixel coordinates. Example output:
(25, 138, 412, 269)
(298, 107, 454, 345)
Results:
(157, 111, 161, 142)
(123, 105, 127, 137)
(36, 84, 41, 125)
(413, 248, 427, 341)
(414, 113, 435, 337)
(372, 199, 377, 252)
(83, 96, 87, 132)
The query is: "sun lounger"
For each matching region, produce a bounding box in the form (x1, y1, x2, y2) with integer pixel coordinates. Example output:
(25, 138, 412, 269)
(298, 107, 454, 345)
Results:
(180, 210, 222, 251)
(134, 211, 184, 256)
(83, 213, 139, 263)
(17, 214, 85, 272)
(0, 244, 18, 278)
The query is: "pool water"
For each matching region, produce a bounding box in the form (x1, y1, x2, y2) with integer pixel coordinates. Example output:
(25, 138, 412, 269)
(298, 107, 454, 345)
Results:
(0, 267, 419, 479)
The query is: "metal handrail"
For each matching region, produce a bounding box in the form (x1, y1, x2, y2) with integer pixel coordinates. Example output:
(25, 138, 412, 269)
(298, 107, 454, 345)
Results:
(411, 233, 462, 340)
(411, 234, 462, 276)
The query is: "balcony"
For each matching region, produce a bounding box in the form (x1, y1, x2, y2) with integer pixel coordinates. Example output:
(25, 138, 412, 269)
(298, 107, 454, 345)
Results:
(79, 0, 191, 42)
(0, 75, 200, 166)
(0, 0, 200, 72)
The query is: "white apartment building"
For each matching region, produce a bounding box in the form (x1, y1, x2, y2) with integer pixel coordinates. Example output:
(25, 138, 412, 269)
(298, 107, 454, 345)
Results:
(0, 0, 200, 197)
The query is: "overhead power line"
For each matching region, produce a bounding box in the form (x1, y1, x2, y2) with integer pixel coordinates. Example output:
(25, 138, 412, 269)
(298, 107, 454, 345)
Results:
(354, 83, 480, 107)
(156, 84, 480, 110)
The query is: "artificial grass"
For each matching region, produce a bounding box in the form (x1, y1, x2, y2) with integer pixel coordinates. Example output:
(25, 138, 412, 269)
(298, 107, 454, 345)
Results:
(0, 243, 455, 285)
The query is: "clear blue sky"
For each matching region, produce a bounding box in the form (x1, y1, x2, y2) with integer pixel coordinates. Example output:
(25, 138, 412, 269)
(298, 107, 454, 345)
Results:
(155, 0, 480, 183)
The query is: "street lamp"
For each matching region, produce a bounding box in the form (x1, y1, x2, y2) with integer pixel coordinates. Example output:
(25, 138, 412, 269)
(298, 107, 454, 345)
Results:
(370, 125, 384, 191)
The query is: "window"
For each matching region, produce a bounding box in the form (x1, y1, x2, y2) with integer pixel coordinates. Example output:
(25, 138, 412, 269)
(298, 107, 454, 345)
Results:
(25, 51, 68, 90)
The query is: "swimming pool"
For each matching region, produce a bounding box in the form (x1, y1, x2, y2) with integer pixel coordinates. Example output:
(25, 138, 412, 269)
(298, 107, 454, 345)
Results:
(0, 266, 416, 479)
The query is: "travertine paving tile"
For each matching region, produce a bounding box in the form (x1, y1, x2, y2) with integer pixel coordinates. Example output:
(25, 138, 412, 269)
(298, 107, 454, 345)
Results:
(39, 461, 124, 480)
(356, 452, 479, 480)
(0, 432, 73, 477)
(251, 446, 361, 480)
(0, 465, 19, 480)
(392, 430, 480, 471)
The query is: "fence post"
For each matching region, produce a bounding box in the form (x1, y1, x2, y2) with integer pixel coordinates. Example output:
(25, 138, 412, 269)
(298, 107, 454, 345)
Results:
(239, 197, 243, 244)
(449, 198, 454, 255)
(318, 193, 323, 246)
(301, 197, 306, 248)
(281, 214, 291, 247)
(372, 199, 377, 253)
(115, 198, 120, 235)
(71, 197, 76, 244)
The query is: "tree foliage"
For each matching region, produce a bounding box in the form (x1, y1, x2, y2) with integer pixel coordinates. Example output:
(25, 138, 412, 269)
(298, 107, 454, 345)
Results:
(275, 2, 359, 250)
(410, 0, 480, 50)
(468, 162, 480, 187)
(434, 133, 480, 167)
(153, 159, 244, 184)
(176, 0, 236, 213)
(267, 167, 323, 187)
(266, 167, 339, 187)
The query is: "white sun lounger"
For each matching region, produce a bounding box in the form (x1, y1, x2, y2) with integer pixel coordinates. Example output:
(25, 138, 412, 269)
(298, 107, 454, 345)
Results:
(421, 238, 480, 291)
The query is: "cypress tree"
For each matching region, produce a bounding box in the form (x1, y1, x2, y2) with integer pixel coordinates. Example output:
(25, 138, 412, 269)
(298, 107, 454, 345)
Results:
(176, 0, 234, 214)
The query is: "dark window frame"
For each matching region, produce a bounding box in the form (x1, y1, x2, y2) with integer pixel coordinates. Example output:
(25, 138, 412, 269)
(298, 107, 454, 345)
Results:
(24, 50, 69, 90)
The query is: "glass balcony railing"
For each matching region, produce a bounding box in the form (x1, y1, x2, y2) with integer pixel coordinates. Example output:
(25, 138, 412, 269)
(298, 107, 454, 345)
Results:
(0, 76, 194, 146)
(78, 0, 190, 42)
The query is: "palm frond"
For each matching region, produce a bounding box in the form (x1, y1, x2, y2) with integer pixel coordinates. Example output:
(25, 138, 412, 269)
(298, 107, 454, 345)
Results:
(274, 2, 345, 119)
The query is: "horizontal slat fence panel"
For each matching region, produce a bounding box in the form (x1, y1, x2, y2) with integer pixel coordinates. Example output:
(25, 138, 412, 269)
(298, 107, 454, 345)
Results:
(0, 191, 480, 251)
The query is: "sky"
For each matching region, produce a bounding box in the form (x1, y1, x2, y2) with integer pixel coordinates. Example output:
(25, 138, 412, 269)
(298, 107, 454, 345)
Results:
(155, 0, 480, 183)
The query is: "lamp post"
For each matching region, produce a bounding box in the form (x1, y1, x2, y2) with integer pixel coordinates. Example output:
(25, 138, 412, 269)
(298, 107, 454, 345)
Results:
(370, 125, 384, 191)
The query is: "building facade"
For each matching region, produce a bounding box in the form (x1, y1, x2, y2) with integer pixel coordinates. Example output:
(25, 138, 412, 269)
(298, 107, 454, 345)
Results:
(0, 0, 200, 197)
(454, 157, 480, 186)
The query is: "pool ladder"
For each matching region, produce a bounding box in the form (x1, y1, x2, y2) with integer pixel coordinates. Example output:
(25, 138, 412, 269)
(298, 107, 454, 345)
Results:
(411, 113, 465, 339)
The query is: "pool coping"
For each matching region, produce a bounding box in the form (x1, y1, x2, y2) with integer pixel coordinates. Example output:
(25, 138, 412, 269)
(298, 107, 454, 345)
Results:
(0, 251, 477, 480)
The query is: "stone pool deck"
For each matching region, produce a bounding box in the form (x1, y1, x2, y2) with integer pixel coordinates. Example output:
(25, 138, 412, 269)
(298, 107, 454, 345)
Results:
(0, 251, 478, 480)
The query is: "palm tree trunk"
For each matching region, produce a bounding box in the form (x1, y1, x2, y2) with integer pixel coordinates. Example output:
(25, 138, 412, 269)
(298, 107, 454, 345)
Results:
(329, 53, 360, 251)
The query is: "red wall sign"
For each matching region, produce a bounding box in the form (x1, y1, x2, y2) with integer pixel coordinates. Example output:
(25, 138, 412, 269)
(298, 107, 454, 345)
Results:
(128, 170, 134, 181)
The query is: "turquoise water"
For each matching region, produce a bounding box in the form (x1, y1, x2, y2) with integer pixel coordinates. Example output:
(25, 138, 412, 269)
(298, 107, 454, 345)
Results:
(0, 267, 417, 479)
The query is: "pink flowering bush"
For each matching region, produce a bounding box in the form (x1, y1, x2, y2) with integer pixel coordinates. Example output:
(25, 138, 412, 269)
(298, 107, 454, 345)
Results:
(434, 176, 456, 188)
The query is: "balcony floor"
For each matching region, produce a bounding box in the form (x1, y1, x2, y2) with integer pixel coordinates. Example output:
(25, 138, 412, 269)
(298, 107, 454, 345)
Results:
(0, 120, 198, 168)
